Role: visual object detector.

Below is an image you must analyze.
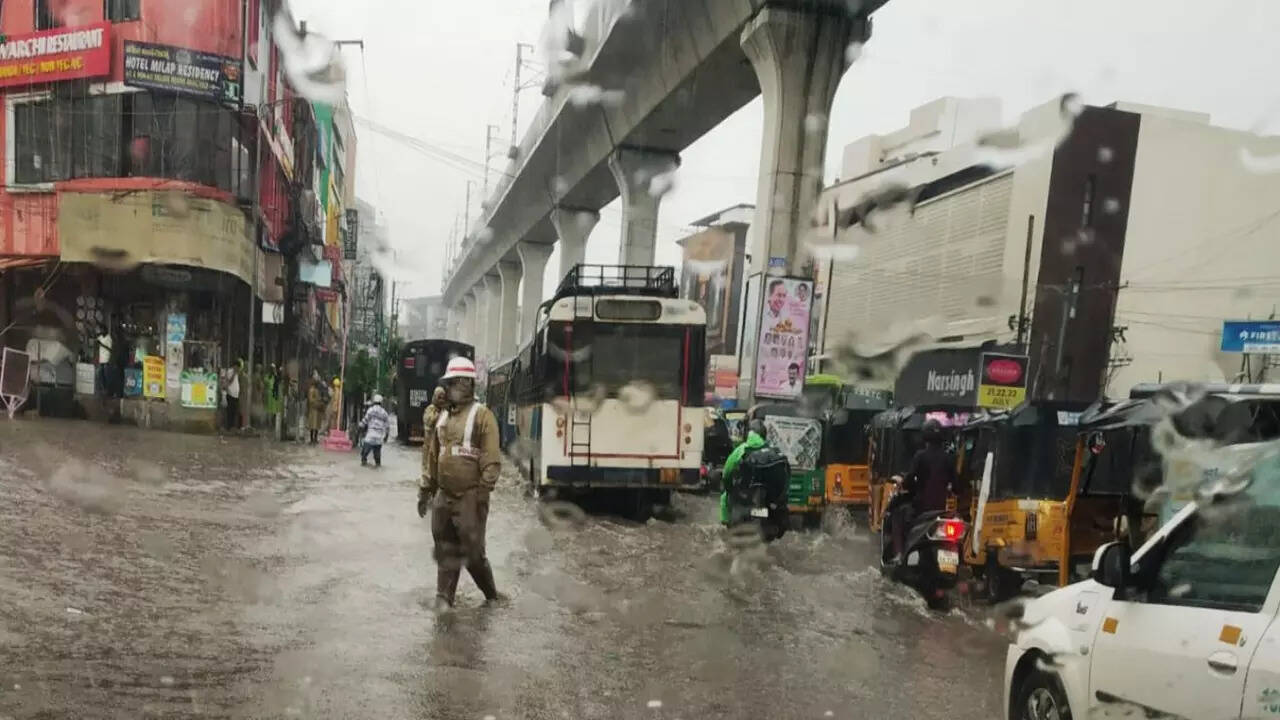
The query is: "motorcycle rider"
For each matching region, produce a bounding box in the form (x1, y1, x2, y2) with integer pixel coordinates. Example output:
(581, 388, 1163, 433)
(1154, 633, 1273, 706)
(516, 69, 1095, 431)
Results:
(718, 417, 769, 525)
(416, 358, 502, 609)
(889, 419, 957, 562)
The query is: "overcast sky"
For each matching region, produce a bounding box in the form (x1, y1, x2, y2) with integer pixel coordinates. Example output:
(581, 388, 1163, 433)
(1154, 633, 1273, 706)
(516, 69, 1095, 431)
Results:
(288, 0, 1280, 304)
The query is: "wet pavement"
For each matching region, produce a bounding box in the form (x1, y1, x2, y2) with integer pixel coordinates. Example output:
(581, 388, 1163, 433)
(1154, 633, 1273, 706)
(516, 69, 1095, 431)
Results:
(0, 418, 1008, 719)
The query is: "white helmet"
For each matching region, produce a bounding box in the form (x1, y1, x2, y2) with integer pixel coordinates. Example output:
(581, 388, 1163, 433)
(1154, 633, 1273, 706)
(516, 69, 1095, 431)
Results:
(441, 356, 477, 381)
(371, 394, 383, 404)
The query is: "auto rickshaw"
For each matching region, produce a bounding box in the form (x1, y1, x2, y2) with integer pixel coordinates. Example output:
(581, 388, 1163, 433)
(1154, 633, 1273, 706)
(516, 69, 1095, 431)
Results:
(965, 401, 1135, 600)
(753, 402, 825, 527)
(867, 408, 969, 532)
(803, 375, 891, 509)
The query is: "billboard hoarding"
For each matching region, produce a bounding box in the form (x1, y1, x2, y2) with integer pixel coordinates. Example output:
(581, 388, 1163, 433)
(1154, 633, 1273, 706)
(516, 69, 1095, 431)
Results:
(123, 41, 242, 105)
(753, 276, 814, 400)
(1221, 321, 1280, 354)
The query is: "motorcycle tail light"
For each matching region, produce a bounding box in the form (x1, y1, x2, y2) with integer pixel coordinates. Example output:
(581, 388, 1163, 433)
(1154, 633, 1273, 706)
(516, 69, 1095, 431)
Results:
(929, 519, 966, 541)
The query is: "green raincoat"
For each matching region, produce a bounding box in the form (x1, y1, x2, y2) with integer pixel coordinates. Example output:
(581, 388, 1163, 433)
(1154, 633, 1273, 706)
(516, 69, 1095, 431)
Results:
(720, 430, 765, 524)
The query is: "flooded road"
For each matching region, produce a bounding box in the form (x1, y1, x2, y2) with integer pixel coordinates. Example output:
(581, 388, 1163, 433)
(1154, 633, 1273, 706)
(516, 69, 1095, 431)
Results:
(0, 419, 1007, 719)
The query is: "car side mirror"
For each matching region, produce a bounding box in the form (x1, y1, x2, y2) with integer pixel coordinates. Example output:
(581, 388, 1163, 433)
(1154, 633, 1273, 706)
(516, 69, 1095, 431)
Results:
(1092, 541, 1131, 589)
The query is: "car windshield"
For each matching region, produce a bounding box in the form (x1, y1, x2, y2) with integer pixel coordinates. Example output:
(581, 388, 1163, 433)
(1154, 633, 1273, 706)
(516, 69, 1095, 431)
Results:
(3, 1, 1280, 718)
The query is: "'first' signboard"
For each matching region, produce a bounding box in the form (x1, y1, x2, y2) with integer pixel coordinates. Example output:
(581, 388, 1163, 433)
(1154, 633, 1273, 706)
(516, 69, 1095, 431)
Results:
(1222, 321, 1280, 353)
(0, 23, 111, 88)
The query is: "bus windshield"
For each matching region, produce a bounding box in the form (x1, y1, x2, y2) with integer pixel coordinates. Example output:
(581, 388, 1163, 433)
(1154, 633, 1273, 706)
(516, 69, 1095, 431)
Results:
(548, 321, 705, 403)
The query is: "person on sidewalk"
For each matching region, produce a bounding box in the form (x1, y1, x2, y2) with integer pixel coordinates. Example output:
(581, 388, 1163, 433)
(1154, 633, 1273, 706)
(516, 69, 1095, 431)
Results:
(359, 395, 391, 467)
(417, 358, 502, 610)
(221, 360, 242, 431)
(419, 386, 447, 485)
(306, 376, 325, 444)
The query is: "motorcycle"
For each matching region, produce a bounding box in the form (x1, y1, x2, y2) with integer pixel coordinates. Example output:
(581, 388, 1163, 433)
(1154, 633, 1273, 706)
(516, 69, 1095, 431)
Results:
(879, 483, 967, 609)
(728, 468, 789, 543)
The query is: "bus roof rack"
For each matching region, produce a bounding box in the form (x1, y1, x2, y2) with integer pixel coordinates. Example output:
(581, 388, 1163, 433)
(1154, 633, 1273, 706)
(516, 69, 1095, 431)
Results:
(552, 264, 678, 301)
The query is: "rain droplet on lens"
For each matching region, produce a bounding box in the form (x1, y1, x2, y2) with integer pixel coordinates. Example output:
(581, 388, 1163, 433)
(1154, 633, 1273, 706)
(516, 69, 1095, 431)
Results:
(1169, 583, 1192, 598)
(619, 381, 656, 414)
(647, 699, 663, 709)
(243, 490, 282, 518)
(1102, 197, 1122, 215)
(974, 295, 996, 308)
(844, 41, 864, 65)
(648, 169, 677, 198)
(1097, 146, 1114, 163)
(804, 113, 827, 134)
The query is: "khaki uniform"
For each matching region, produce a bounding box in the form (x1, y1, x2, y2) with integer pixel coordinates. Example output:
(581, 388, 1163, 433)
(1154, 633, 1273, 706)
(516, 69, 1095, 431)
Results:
(420, 388, 447, 488)
(306, 384, 324, 431)
(423, 398, 501, 604)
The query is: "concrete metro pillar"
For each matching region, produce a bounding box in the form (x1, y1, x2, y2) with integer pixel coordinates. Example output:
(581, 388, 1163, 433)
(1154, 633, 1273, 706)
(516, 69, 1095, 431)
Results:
(741, 6, 864, 275)
(480, 273, 502, 362)
(550, 206, 599, 280)
(607, 147, 679, 267)
(496, 260, 521, 359)
(517, 242, 555, 339)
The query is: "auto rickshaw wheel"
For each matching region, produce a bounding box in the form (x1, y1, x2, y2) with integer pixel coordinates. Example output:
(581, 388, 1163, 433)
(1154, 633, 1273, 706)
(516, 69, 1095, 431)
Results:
(985, 554, 1018, 603)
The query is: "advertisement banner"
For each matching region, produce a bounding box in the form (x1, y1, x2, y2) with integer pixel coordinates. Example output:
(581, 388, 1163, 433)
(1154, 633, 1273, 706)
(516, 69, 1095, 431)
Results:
(977, 352, 1029, 409)
(894, 347, 981, 408)
(679, 227, 745, 356)
(180, 370, 218, 409)
(143, 356, 166, 399)
(753, 276, 814, 400)
(1221, 320, 1280, 353)
(59, 192, 251, 284)
(124, 368, 143, 397)
(0, 23, 110, 88)
(166, 314, 187, 346)
(75, 362, 96, 395)
(763, 415, 822, 471)
(123, 41, 241, 104)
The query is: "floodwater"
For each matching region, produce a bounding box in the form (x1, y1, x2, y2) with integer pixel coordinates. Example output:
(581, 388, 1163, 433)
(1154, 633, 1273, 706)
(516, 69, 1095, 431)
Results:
(0, 419, 1007, 719)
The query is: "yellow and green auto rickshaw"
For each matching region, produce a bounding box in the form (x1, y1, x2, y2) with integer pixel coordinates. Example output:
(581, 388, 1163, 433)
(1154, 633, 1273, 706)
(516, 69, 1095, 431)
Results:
(754, 402, 826, 527)
(802, 375, 892, 510)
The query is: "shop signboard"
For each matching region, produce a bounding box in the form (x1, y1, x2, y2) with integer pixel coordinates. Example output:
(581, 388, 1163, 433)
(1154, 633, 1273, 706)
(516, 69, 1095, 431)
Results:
(977, 352, 1029, 410)
(180, 370, 218, 409)
(1221, 320, 1280, 353)
(315, 288, 338, 303)
(123, 41, 241, 105)
(0, 23, 111, 88)
(59, 192, 251, 285)
(894, 347, 980, 408)
(0, 348, 32, 418)
(143, 356, 165, 399)
(753, 276, 814, 400)
(344, 209, 359, 260)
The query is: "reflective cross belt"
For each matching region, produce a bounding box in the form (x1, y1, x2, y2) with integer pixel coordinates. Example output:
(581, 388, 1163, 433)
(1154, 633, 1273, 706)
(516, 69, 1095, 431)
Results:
(437, 403, 482, 461)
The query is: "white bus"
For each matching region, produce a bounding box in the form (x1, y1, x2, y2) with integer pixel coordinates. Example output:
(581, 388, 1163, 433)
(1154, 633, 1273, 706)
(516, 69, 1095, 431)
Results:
(487, 265, 707, 516)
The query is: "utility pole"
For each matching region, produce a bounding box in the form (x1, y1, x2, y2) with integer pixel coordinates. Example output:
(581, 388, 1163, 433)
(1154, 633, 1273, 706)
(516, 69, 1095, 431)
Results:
(1015, 214, 1035, 350)
(463, 181, 474, 234)
(511, 42, 535, 155)
(1052, 276, 1081, 399)
(483, 123, 501, 196)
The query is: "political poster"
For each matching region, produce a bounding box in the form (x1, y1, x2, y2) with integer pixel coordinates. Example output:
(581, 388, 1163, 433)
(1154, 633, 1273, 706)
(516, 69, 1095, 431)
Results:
(753, 276, 814, 400)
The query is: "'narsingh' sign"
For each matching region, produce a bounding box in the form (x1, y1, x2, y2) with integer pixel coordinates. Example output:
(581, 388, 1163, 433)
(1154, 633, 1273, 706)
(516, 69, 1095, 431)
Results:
(0, 23, 110, 88)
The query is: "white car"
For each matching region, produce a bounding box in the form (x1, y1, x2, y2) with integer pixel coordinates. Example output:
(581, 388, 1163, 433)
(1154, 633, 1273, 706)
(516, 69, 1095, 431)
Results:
(1004, 474, 1280, 720)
